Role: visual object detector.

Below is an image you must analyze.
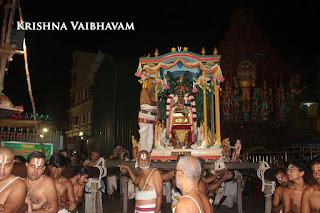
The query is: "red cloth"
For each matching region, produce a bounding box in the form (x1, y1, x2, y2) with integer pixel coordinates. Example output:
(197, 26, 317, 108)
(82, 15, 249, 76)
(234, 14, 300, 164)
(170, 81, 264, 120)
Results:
(171, 125, 193, 145)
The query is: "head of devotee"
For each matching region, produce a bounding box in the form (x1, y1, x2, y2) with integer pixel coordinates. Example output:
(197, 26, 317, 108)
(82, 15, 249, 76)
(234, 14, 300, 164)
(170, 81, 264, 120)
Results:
(49, 153, 67, 179)
(14, 155, 26, 163)
(0, 146, 15, 181)
(138, 150, 151, 170)
(286, 159, 308, 181)
(58, 149, 68, 157)
(147, 77, 155, 90)
(175, 156, 201, 190)
(310, 156, 320, 185)
(91, 151, 100, 161)
(26, 151, 46, 181)
(72, 167, 89, 185)
(70, 155, 78, 165)
(275, 168, 290, 187)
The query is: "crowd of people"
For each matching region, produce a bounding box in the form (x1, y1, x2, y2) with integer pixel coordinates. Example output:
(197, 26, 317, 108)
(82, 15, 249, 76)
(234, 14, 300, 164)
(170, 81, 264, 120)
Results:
(118, 150, 320, 213)
(2, 144, 320, 213)
(119, 150, 234, 213)
(0, 146, 89, 213)
(272, 156, 320, 213)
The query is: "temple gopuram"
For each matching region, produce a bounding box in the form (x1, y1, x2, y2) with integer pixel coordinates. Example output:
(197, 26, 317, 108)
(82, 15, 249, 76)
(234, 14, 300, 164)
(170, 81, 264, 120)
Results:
(217, 7, 306, 151)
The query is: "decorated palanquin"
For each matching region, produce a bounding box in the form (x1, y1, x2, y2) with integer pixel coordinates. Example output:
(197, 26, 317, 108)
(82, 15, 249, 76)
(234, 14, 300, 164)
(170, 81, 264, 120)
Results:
(135, 47, 225, 160)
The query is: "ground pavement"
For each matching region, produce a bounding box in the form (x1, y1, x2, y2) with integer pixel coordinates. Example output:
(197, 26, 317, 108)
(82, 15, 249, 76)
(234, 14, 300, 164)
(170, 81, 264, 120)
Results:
(79, 191, 265, 213)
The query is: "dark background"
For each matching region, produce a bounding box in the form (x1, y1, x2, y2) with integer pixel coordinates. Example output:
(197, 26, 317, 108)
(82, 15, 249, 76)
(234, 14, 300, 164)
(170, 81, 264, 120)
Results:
(3, 0, 318, 130)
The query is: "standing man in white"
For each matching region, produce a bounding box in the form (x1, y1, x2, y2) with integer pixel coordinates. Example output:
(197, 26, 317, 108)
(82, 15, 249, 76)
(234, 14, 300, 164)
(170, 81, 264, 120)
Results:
(119, 150, 163, 213)
(139, 77, 157, 153)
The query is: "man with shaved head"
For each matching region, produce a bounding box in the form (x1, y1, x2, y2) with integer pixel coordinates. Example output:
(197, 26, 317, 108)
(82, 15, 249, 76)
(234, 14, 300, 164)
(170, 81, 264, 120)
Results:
(174, 156, 212, 213)
(119, 150, 163, 213)
(0, 146, 27, 212)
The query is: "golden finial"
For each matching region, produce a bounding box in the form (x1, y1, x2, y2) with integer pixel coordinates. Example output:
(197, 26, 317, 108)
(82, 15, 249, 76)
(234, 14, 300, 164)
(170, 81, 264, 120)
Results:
(201, 47, 206, 56)
(213, 47, 218, 55)
(183, 46, 188, 52)
(171, 47, 176, 52)
(154, 48, 159, 57)
(146, 53, 151, 58)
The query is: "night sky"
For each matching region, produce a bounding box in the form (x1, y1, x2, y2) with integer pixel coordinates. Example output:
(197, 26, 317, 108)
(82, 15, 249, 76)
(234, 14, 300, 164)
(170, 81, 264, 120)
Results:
(2, 0, 318, 130)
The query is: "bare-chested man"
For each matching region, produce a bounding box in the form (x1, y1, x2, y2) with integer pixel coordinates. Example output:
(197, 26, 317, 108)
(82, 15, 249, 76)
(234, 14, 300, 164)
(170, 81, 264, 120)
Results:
(49, 154, 76, 213)
(283, 160, 309, 213)
(22, 151, 58, 213)
(198, 157, 231, 195)
(139, 77, 157, 153)
(272, 168, 292, 213)
(174, 156, 212, 213)
(301, 156, 320, 213)
(0, 147, 27, 213)
(70, 167, 88, 204)
(119, 150, 163, 213)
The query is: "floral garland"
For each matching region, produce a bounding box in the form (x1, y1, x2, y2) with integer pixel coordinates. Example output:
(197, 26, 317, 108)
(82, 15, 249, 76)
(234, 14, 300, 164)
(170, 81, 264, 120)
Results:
(186, 94, 197, 142)
(191, 66, 225, 93)
(165, 94, 197, 143)
(155, 77, 170, 94)
(212, 65, 225, 85)
(194, 75, 212, 92)
(166, 94, 177, 140)
(135, 71, 150, 87)
(136, 57, 219, 75)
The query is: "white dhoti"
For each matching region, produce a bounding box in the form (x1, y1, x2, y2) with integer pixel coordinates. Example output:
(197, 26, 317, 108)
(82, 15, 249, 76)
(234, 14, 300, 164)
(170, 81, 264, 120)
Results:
(135, 204, 159, 213)
(107, 175, 117, 195)
(138, 104, 157, 153)
(58, 209, 69, 213)
(221, 181, 237, 208)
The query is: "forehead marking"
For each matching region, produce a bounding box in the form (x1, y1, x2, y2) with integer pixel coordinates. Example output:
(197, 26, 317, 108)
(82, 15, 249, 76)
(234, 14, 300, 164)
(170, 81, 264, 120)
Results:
(140, 153, 147, 160)
(34, 158, 43, 167)
(0, 155, 8, 169)
(276, 174, 283, 180)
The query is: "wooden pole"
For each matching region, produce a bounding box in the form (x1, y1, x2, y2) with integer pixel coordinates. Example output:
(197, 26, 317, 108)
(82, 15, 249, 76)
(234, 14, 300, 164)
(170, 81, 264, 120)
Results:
(123, 177, 129, 213)
(203, 73, 208, 145)
(113, 160, 260, 172)
(214, 83, 221, 146)
(236, 172, 243, 213)
(23, 39, 45, 154)
(264, 181, 272, 213)
(0, 0, 17, 92)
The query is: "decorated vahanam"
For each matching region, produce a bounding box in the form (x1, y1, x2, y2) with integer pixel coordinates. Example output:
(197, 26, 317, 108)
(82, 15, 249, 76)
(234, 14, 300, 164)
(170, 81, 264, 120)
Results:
(135, 47, 225, 160)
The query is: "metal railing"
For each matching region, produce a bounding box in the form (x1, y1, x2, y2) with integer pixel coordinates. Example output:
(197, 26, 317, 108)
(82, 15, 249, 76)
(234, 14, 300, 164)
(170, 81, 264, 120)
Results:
(0, 127, 63, 153)
(244, 150, 320, 163)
